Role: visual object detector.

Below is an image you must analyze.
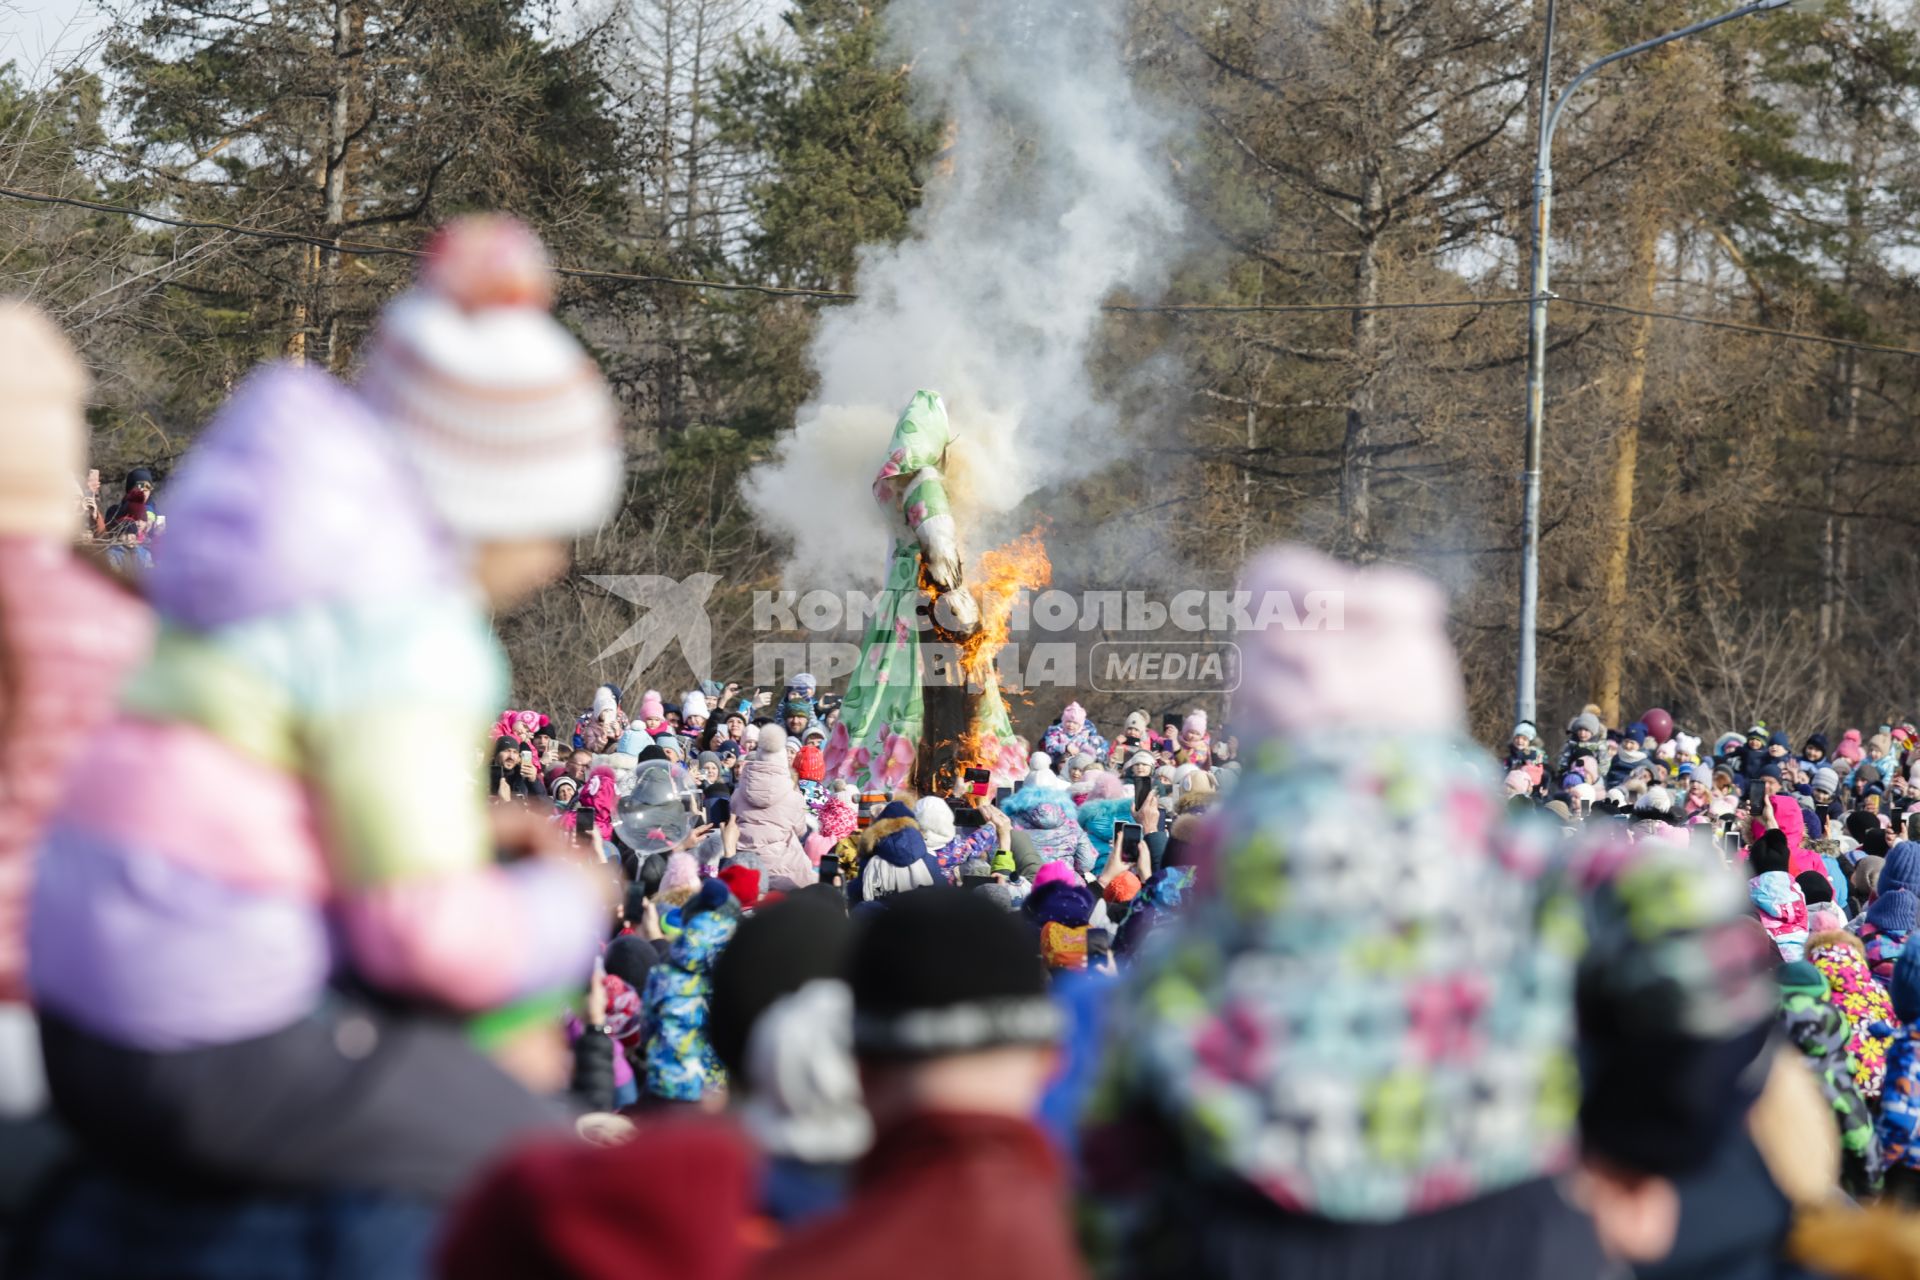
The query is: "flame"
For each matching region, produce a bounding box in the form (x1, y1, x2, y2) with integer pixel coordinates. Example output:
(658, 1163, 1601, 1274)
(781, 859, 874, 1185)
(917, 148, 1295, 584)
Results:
(913, 526, 1051, 789)
(962, 529, 1049, 681)
(960, 527, 1050, 769)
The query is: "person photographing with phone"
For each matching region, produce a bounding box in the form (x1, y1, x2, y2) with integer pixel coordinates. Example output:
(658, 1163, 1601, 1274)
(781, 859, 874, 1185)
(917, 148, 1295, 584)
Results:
(491, 736, 547, 802)
(1744, 767, 1825, 884)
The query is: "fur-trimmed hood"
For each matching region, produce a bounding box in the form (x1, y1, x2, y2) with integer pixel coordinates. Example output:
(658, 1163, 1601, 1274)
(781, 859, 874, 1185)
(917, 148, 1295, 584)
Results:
(861, 815, 927, 868)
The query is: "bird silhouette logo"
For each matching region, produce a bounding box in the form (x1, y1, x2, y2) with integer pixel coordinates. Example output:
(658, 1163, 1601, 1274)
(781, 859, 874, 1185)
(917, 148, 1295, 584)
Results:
(589, 573, 721, 688)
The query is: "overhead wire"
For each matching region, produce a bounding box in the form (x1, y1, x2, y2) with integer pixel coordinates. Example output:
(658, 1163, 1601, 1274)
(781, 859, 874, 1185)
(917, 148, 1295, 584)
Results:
(7, 183, 1919, 358)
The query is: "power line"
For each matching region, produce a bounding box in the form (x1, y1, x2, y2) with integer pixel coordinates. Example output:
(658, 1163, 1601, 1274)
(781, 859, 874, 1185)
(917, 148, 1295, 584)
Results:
(1102, 297, 1531, 314)
(0, 185, 859, 300)
(8, 183, 1920, 358)
(1554, 294, 1920, 360)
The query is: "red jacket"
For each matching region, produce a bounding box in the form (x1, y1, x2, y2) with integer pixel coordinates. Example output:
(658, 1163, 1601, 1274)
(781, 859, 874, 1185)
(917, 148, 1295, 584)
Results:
(751, 1111, 1088, 1280)
(437, 1120, 759, 1280)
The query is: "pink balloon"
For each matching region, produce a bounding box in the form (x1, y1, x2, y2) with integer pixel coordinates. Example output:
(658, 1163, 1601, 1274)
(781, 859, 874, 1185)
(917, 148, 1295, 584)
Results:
(1641, 708, 1674, 744)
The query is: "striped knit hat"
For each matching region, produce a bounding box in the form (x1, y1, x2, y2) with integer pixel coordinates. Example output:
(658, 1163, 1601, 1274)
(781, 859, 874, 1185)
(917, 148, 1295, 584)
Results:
(0, 301, 88, 538)
(357, 215, 621, 540)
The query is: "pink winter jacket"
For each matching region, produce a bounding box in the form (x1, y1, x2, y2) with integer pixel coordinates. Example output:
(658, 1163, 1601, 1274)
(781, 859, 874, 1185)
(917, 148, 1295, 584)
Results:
(0, 541, 152, 1004)
(730, 754, 815, 887)
(1747, 793, 1825, 881)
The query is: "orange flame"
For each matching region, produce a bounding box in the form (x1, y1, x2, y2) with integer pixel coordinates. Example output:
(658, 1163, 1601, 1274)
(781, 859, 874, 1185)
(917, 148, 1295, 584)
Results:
(963, 527, 1051, 687)
(959, 527, 1050, 769)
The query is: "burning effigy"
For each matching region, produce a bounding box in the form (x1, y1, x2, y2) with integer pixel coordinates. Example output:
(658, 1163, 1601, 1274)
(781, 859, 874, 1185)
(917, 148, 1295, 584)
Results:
(824, 390, 1043, 795)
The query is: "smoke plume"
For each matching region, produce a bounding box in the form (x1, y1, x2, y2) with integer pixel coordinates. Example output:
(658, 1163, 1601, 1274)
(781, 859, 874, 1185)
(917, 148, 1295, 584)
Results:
(742, 0, 1183, 586)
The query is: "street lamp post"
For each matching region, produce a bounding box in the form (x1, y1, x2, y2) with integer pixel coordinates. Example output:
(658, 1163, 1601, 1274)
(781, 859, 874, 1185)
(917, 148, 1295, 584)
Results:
(1514, 0, 1816, 729)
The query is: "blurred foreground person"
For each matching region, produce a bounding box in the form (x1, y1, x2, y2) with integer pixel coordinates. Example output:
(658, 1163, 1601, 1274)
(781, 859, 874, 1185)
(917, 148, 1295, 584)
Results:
(435, 889, 865, 1278)
(750, 888, 1085, 1280)
(22, 217, 620, 1277)
(1088, 545, 1775, 1280)
(0, 303, 152, 1244)
(707, 889, 865, 1229)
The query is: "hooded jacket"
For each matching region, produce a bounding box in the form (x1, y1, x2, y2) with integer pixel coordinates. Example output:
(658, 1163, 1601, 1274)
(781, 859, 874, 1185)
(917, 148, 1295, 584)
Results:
(641, 905, 738, 1102)
(1749, 872, 1809, 961)
(1745, 794, 1822, 881)
(853, 816, 945, 902)
(575, 684, 629, 752)
(580, 766, 619, 841)
(731, 754, 816, 887)
(1000, 786, 1097, 874)
(1040, 719, 1109, 764)
(1807, 935, 1893, 1098)
(28, 367, 602, 1052)
(1778, 963, 1882, 1195)
(1603, 744, 1651, 789)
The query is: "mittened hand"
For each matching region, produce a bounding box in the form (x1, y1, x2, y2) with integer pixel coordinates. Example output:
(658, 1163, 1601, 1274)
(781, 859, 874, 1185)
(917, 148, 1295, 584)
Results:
(939, 585, 981, 636)
(924, 545, 962, 591)
(918, 515, 961, 589)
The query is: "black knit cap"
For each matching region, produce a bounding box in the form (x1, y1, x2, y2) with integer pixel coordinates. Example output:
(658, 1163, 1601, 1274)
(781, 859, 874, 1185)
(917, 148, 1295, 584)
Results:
(1749, 829, 1791, 877)
(850, 887, 1060, 1058)
(604, 934, 659, 991)
(708, 892, 854, 1079)
(1797, 870, 1834, 905)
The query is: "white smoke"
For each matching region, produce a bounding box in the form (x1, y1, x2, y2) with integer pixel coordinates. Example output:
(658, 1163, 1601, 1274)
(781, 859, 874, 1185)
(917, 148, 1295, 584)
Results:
(742, 0, 1182, 587)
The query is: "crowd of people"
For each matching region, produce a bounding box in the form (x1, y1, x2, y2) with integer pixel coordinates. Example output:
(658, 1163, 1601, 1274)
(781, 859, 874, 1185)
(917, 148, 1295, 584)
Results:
(6, 217, 1920, 1279)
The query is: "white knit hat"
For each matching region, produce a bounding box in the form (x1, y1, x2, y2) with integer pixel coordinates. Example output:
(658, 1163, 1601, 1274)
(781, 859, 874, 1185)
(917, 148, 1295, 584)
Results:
(356, 216, 621, 541)
(682, 689, 710, 722)
(0, 301, 88, 538)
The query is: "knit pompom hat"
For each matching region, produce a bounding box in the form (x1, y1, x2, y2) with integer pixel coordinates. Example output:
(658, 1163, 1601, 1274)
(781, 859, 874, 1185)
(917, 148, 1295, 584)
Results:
(1032, 860, 1078, 892)
(0, 301, 89, 537)
(756, 723, 788, 757)
(1183, 709, 1208, 736)
(682, 690, 710, 722)
(1234, 545, 1464, 739)
(718, 864, 762, 910)
(816, 795, 857, 841)
(659, 852, 702, 899)
(355, 215, 621, 541)
(794, 744, 826, 783)
(1807, 902, 1848, 936)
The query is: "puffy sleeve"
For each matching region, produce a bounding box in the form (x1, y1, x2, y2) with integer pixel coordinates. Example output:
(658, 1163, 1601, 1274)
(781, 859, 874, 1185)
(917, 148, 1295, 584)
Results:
(284, 596, 604, 1010)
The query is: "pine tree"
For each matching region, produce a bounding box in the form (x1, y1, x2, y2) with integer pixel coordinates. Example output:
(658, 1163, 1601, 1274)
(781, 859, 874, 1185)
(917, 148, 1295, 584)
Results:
(102, 0, 628, 415)
(708, 0, 941, 439)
